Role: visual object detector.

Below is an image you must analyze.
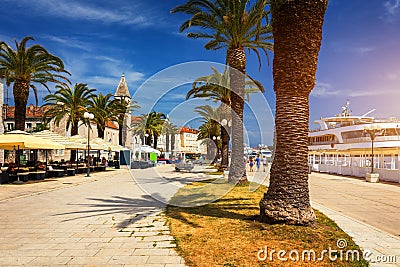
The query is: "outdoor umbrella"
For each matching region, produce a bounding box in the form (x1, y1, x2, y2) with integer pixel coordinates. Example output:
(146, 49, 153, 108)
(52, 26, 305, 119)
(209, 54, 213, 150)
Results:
(140, 145, 161, 155)
(32, 130, 86, 149)
(0, 131, 65, 150)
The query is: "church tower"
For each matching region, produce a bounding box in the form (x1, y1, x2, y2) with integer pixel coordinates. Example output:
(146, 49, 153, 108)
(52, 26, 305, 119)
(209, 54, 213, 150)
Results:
(114, 74, 132, 148)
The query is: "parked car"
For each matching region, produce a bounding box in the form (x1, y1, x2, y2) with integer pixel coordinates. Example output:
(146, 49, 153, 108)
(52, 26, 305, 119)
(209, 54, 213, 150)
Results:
(174, 161, 194, 172)
(157, 158, 172, 164)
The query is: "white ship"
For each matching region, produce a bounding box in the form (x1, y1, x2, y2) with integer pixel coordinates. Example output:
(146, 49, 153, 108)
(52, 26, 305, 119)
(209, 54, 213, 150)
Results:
(308, 100, 400, 183)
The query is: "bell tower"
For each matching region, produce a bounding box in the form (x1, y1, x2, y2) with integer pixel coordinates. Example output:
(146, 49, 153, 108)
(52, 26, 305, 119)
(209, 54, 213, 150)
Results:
(114, 73, 132, 148)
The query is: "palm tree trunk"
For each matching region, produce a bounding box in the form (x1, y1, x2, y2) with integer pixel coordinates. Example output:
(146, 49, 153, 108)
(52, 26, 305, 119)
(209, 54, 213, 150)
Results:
(98, 127, 105, 139)
(70, 121, 79, 162)
(227, 47, 247, 184)
(153, 134, 158, 149)
(118, 125, 123, 146)
(220, 102, 230, 169)
(166, 131, 170, 153)
(259, 0, 327, 225)
(13, 81, 29, 131)
(171, 133, 175, 156)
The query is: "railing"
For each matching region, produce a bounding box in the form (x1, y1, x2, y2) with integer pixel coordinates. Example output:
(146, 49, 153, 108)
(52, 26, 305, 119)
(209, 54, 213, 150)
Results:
(343, 135, 400, 144)
(317, 164, 400, 183)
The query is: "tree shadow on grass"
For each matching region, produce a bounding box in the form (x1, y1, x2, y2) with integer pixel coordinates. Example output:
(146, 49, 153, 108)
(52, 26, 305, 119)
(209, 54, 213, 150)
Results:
(166, 181, 263, 227)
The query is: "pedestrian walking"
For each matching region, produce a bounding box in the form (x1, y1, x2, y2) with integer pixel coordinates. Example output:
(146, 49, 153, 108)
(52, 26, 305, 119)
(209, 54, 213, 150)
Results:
(255, 155, 261, 171)
(262, 156, 268, 172)
(249, 156, 254, 172)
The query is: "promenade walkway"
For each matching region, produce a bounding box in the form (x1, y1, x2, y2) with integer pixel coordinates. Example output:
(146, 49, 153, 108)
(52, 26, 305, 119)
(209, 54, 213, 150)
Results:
(309, 172, 400, 267)
(249, 169, 399, 266)
(1, 165, 399, 266)
(0, 167, 188, 266)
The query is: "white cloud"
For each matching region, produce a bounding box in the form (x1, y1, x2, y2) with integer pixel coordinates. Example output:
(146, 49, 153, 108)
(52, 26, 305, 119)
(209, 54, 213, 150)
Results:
(348, 89, 398, 97)
(41, 35, 91, 51)
(386, 71, 400, 81)
(311, 82, 341, 97)
(8, 0, 152, 27)
(353, 46, 375, 55)
(384, 0, 400, 15)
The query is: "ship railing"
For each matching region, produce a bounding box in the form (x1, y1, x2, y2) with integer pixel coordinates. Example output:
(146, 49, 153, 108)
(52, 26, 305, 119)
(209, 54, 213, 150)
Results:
(343, 135, 400, 144)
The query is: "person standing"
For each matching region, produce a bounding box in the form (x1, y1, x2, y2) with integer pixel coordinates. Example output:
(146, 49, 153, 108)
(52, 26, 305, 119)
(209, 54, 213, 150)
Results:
(249, 156, 254, 172)
(255, 155, 261, 172)
(263, 156, 268, 172)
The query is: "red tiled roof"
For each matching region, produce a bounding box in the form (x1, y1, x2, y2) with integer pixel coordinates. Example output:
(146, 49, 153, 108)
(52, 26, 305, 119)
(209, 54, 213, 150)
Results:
(180, 126, 198, 134)
(131, 115, 141, 124)
(3, 104, 46, 119)
(106, 121, 118, 130)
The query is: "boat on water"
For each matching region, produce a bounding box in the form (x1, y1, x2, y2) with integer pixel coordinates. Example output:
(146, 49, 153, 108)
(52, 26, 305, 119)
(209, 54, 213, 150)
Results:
(308, 100, 400, 183)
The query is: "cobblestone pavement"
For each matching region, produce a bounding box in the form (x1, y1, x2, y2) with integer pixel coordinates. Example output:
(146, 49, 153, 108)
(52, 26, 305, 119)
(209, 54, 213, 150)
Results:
(248, 169, 400, 267)
(2, 165, 399, 266)
(0, 167, 187, 266)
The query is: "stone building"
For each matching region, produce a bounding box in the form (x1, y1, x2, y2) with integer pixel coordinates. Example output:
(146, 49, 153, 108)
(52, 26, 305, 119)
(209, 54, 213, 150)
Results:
(114, 74, 132, 148)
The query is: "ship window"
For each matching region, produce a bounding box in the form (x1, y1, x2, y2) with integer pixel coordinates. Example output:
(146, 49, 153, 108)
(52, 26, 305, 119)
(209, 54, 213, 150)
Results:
(341, 130, 363, 140)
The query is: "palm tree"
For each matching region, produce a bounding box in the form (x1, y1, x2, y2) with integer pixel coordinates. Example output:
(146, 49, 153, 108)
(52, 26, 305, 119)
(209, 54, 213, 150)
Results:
(42, 83, 96, 161)
(162, 119, 179, 155)
(114, 99, 140, 146)
(172, 0, 273, 183)
(195, 105, 220, 163)
(132, 111, 166, 149)
(148, 111, 166, 149)
(259, 0, 328, 225)
(88, 93, 119, 139)
(188, 67, 264, 169)
(0, 36, 70, 130)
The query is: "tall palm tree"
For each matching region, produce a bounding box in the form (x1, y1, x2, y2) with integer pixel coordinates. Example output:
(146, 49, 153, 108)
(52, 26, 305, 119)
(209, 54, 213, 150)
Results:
(132, 114, 150, 145)
(115, 99, 140, 146)
(162, 119, 179, 155)
(132, 111, 166, 149)
(0, 36, 70, 130)
(88, 93, 119, 139)
(172, 0, 273, 183)
(148, 111, 166, 149)
(188, 66, 264, 169)
(259, 0, 328, 225)
(42, 83, 96, 161)
(195, 105, 220, 163)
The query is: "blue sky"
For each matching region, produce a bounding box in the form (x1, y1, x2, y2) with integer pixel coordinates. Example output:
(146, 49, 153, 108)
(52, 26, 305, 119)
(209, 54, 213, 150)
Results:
(1, 0, 400, 146)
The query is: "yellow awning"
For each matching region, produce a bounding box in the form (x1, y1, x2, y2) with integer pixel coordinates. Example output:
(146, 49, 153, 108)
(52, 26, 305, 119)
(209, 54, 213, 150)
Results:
(0, 131, 65, 150)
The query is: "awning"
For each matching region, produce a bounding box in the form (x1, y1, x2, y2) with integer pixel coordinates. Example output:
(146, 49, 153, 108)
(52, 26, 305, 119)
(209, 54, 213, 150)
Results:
(67, 135, 106, 150)
(141, 145, 161, 155)
(0, 130, 65, 150)
(32, 130, 86, 149)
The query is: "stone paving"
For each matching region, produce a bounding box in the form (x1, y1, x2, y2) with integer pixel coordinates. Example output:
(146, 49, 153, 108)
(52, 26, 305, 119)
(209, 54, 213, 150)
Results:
(248, 168, 400, 267)
(309, 173, 400, 267)
(0, 167, 187, 266)
(1, 165, 399, 266)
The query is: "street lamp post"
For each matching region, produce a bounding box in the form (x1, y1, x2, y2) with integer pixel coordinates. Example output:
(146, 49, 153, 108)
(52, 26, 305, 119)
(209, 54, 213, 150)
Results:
(364, 124, 382, 182)
(84, 112, 94, 177)
(212, 135, 221, 161)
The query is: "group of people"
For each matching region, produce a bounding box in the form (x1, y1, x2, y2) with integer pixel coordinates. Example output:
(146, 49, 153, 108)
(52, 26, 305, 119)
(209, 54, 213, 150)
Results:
(246, 155, 269, 172)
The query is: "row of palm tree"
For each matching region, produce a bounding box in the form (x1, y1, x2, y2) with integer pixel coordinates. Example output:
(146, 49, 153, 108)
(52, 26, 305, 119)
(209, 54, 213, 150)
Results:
(132, 111, 179, 153)
(188, 67, 264, 169)
(172, 0, 273, 184)
(0, 37, 136, 161)
(173, 0, 328, 225)
(0, 37, 70, 131)
(195, 105, 221, 163)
